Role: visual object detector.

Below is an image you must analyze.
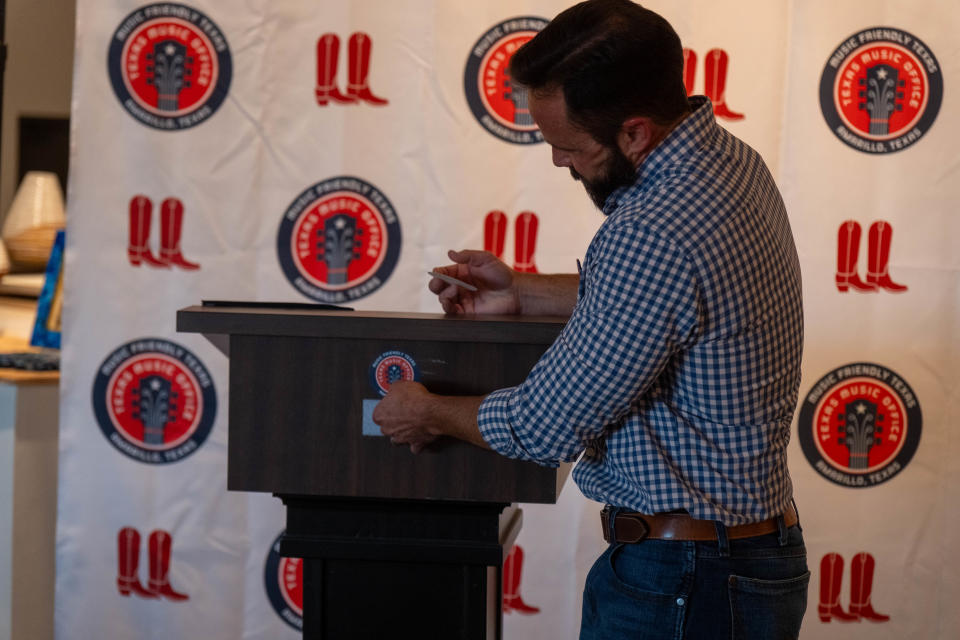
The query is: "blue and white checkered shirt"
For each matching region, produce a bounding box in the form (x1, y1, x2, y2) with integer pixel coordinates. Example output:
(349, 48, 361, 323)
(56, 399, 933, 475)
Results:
(478, 97, 803, 525)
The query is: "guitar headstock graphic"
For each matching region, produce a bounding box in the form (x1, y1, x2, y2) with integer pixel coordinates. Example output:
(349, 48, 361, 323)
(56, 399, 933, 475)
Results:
(838, 399, 883, 470)
(319, 214, 362, 285)
(861, 63, 904, 136)
(132, 375, 176, 446)
(146, 40, 193, 111)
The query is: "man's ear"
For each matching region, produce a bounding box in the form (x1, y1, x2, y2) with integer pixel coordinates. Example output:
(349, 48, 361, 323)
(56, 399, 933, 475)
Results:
(617, 116, 656, 167)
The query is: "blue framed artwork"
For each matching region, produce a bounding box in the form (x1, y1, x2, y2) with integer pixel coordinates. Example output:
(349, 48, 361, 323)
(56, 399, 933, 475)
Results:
(31, 229, 64, 349)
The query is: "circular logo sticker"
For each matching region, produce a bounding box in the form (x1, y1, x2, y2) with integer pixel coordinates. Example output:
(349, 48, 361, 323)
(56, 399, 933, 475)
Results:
(820, 27, 942, 153)
(264, 532, 303, 632)
(107, 3, 232, 130)
(369, 351, 419, 396)
(277, 176, 401, 303)
(92, 338, 217, 464)
(464, 16, 548, 145)
(798, 363, 921, 488)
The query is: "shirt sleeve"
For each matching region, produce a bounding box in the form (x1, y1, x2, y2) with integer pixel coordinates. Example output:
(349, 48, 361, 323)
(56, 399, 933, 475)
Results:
(477, 221, 702, 465)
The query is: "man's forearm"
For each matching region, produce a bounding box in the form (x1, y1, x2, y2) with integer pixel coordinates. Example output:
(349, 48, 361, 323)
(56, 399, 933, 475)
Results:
(428, 394, 490, 449)
(515, 272, 579, 316)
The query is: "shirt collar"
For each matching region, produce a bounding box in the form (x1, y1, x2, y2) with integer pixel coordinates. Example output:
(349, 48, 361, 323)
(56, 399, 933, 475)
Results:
(602, 96, 717, 216)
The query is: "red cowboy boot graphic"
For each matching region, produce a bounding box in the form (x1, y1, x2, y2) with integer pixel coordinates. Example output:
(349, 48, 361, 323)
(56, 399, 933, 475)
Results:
(865, 221, 907, 292)
(503, 545, 539, 614)
(484, 210, 507, 259)
(836, 220, 876, 292)
(818, 553, 858, 622)
(316, 34, 355, 105)
(117, 527, 157, 598)
(704, 49, 744, 121)
(345, 33, 388, 105)
(849, 552, 890, 622)
(147, 530, 189, 601)
(682, 48, 697, 96)
(128, 196, 168, 268)
(513, 211, 539, 273)
(159, 198, 200, 270)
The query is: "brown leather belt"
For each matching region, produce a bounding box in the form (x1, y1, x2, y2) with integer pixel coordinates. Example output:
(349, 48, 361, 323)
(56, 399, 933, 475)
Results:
(601, 504, 799, 543)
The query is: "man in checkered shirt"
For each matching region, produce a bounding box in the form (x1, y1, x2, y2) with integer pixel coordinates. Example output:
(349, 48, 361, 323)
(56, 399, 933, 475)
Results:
(374, 1, 809, 637)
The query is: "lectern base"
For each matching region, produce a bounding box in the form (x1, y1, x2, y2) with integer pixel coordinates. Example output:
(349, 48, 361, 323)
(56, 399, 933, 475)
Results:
(278, 496, 521, 640)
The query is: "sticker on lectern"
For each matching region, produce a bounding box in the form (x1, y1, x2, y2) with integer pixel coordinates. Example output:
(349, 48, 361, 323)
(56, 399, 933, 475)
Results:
(92, 337, 217, 464)
(369, 350, 420, 396)
(361, 350, 420, 436)
(264, 531, 303, 631)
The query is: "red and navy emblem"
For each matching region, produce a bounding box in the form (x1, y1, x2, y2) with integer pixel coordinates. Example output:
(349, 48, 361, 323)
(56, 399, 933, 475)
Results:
(369, 351, 419, 396)
(798, 363, 921, 488)
(820, 27, 942, 153)
(277, 176, 401, 303)
(464, 17, 547, 145)
(92, 338, 217, 464)
(107, 3, 232, 130)
(264, 532, 303, 631)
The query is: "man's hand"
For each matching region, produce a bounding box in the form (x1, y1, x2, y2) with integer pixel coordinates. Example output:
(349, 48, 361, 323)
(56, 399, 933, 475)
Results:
(372, 381, 439, 453)
(429, 249, 522, 315)
(429, 249, 580, 317)
(372, 380, 490, 453)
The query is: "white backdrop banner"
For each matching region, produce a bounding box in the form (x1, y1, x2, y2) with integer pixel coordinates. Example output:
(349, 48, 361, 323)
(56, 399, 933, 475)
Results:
(57, 1, 959, 638)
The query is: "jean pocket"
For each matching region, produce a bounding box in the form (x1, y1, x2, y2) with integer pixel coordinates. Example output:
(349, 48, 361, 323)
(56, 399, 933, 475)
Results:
(586, 544, 686, 640)
(607, 542, 690, 598)
(728, 571, 810, 640)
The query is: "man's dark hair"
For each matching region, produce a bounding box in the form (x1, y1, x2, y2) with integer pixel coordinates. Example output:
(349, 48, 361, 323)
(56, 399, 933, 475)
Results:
(509, 0, 689, 145)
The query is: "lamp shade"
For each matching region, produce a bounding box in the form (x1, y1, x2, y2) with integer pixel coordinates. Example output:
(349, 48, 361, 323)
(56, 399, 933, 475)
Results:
(0, 239, 10, 277)
(2, 171, 66, 269)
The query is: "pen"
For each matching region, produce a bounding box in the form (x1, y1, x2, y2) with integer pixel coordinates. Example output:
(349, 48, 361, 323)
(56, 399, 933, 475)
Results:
(427, 271, 479, 292)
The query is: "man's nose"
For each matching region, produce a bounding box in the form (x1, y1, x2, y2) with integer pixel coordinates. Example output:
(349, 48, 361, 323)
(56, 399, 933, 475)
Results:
(552, 147, 571, 168)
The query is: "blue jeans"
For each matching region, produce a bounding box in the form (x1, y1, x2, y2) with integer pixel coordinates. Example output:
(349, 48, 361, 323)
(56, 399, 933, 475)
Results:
(580, 520, 809, 640)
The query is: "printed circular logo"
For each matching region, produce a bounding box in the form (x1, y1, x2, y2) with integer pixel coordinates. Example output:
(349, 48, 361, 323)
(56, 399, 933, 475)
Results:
(107, 3, 232, 130)
(264, 532, 303, 632)
(820, 27, 942, 153)
(277, 176, 401, 303)
(369, 350, 419, 396)
(92, 338, 217, 464)
(798, 363, 921, 488)
(464, 16, 548, 145)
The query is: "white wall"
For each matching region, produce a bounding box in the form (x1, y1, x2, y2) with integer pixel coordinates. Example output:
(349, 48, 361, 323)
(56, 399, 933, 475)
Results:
(0, 0, 76, 224)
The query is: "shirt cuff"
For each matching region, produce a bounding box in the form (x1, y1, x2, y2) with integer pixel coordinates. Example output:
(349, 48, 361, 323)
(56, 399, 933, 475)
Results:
(477, 387, 516, 453)
(478, 387, 559, 468)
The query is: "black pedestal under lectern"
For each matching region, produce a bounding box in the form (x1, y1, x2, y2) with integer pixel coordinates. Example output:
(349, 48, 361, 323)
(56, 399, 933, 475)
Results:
(177, 304, 569, 639)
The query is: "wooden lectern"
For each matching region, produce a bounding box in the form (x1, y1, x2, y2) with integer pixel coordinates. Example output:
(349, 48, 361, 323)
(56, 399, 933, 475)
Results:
(177, 304, 570, 639)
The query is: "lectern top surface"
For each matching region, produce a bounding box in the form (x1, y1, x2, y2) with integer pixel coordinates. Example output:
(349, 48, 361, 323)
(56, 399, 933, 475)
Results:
(177, 304, 568, 344)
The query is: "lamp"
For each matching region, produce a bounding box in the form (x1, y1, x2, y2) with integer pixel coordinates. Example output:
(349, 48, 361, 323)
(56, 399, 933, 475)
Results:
(2, 171, 66, 270)
(0, 239, 9, 277)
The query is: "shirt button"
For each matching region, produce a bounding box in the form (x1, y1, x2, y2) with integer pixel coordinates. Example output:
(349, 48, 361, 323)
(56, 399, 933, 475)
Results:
(676, 597, 685, 607)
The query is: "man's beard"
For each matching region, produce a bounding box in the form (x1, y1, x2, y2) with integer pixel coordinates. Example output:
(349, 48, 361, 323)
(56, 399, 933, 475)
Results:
(570, 146, 637, 211)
